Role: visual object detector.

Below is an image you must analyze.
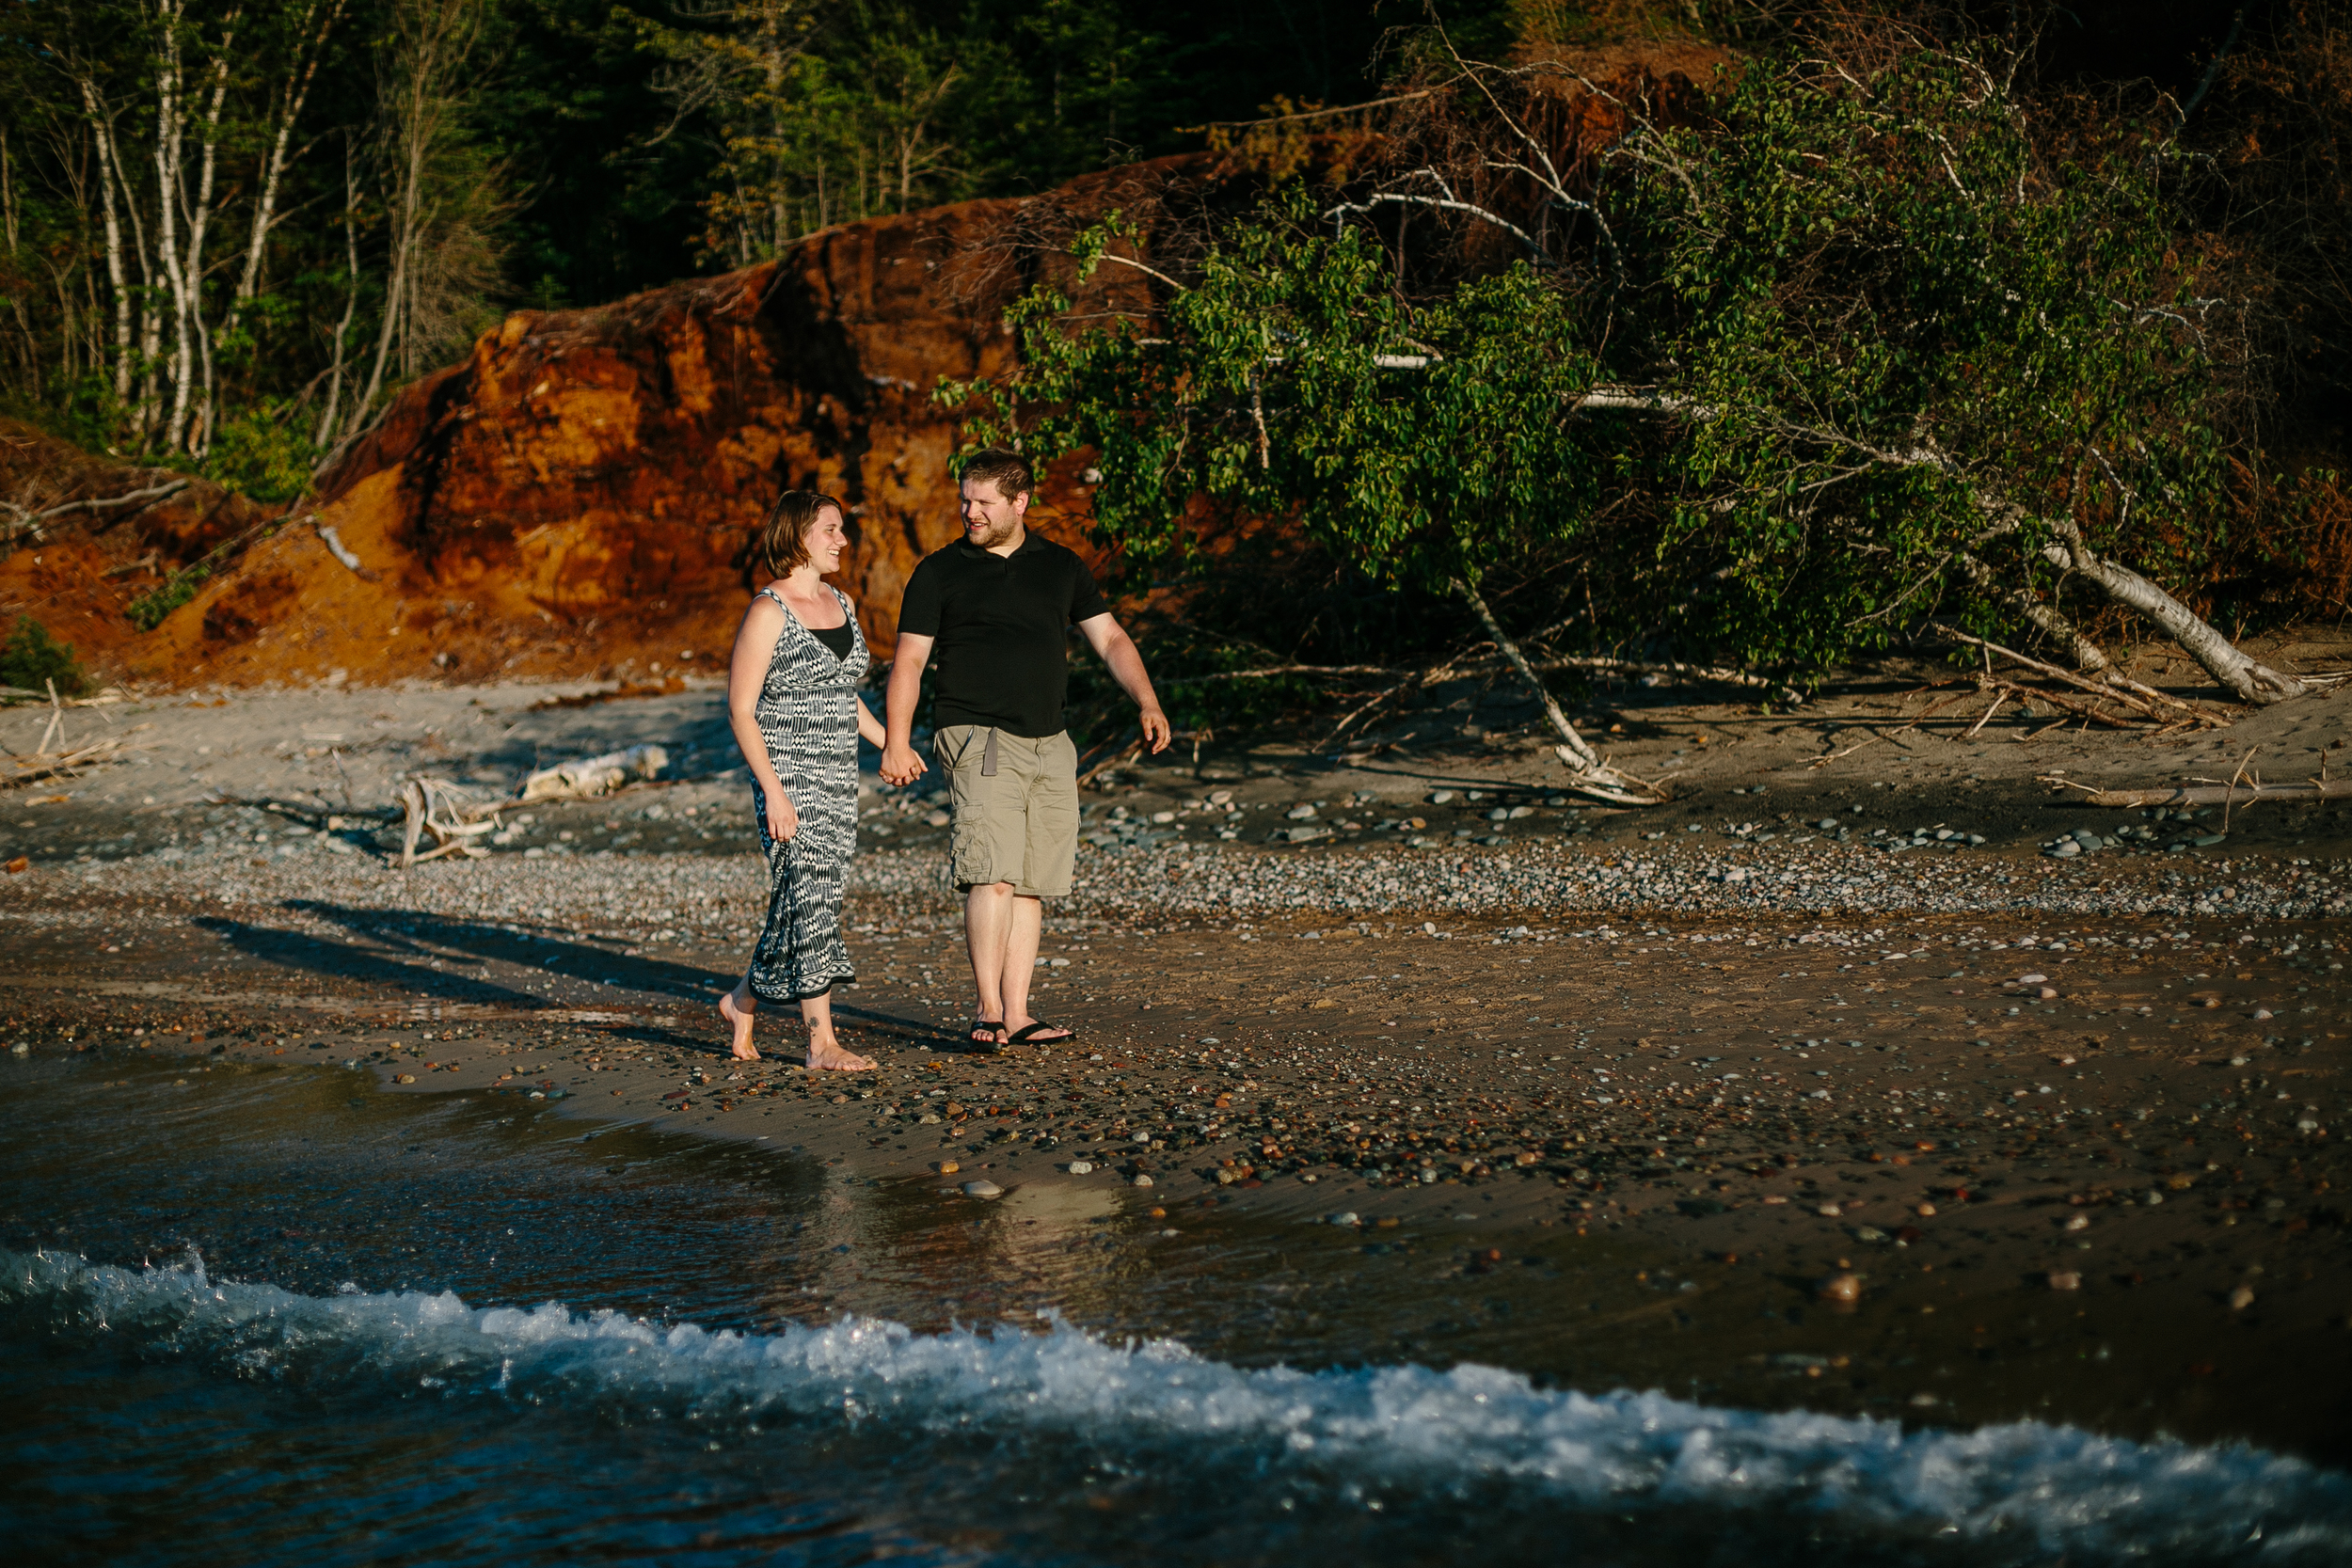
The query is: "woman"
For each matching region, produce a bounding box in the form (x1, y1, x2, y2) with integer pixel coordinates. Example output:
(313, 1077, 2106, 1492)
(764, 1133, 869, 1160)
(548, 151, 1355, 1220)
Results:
(719, 488, 885, 1069)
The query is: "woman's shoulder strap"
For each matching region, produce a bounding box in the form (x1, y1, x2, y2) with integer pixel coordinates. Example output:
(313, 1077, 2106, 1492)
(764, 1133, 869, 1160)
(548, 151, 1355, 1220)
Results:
(753, 585, 789, 610)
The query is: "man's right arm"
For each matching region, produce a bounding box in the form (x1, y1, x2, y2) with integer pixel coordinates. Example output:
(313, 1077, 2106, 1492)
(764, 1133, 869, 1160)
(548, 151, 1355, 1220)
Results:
(880, 632, 933, 786)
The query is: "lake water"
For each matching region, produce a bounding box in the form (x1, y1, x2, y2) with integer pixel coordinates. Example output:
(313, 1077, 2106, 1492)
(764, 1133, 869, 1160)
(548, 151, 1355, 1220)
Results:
(6, 1050, 2346, 1565)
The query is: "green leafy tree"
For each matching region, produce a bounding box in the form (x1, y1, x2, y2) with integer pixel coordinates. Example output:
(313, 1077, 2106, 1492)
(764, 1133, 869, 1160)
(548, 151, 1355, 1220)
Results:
(941, 196, 1656, 799)
(1607, 47, 2301, 703)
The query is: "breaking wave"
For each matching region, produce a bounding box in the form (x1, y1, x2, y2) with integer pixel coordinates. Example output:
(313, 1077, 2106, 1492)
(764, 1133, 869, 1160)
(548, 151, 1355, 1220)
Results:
(5, 1246, 2344, 1560)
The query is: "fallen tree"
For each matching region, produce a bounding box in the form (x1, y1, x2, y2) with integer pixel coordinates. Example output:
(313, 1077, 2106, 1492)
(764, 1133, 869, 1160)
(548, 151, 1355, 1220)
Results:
(942, 30, 2311, 783)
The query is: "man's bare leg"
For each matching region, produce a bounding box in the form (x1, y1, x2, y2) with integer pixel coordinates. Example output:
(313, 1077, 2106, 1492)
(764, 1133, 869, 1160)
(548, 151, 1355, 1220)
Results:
(996, 893, 1069, 1041)
(720, 975, 760, 1060)
(799, 989, 874, 1070)
(964, 881, 1015, 1044)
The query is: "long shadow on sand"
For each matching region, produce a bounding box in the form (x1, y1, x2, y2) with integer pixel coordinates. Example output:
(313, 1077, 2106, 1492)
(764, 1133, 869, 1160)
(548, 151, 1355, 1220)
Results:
(192, 903, 949, 1054)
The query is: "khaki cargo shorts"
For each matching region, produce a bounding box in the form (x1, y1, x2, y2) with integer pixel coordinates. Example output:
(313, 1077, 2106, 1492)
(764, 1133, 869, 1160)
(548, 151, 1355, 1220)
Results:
(932, 724, 1080, 897)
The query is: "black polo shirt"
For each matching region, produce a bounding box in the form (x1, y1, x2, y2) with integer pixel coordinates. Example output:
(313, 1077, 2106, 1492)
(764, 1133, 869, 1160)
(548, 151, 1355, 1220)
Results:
(898, 532, 1110, 737)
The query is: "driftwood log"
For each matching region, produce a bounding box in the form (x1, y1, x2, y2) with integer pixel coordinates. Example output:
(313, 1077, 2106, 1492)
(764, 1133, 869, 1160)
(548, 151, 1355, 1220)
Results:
(2049, 778, 2352, 809)
(518, 744, 669, 802)
(6, 734, 140, 789)
(4, 679, 146, 787)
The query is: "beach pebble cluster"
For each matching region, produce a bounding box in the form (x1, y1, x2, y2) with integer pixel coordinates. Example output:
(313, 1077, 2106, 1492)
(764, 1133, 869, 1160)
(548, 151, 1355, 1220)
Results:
(2044, 817, 2232, 857)
(8, 822, 2343, 930)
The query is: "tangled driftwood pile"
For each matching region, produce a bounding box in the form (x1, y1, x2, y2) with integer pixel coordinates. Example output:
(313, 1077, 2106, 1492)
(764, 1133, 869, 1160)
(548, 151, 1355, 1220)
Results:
(395, 777, 506, 866)
(4, 679, 145, 790)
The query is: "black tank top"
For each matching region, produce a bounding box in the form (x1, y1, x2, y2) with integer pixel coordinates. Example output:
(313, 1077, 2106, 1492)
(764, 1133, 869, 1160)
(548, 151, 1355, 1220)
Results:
(811, 621, 855, 658)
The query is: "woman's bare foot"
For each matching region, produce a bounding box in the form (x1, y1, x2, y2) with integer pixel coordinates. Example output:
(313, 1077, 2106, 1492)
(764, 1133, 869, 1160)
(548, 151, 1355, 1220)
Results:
(720, 983, 761, 1061)
(804, 1033, 875, 1070)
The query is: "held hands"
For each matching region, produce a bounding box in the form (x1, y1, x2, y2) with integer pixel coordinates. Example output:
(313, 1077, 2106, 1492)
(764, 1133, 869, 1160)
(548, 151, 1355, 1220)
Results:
(1139, 705, 1173, 754)
(763, 785, 800, 843)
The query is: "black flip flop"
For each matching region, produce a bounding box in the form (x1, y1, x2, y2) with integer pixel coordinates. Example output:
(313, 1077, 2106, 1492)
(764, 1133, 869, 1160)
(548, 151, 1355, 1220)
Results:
(964, 1019, 1007, 1053)
(1005, 1022, 1075, 1046)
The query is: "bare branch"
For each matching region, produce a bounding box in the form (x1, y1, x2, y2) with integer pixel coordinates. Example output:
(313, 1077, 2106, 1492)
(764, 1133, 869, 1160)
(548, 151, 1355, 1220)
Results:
(1092, 249, 1188, 293)
(1454, 575, 1662, 804)
(1, 479, 191, 543)
(1324, 190, 1545, 261)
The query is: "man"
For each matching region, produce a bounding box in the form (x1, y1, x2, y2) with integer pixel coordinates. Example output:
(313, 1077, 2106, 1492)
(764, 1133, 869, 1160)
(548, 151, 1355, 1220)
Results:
(879, 448, 1169, 1051)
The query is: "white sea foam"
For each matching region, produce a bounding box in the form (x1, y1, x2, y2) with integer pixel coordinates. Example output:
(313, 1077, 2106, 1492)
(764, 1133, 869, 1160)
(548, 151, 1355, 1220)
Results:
(5, 1246, 2345, 1559)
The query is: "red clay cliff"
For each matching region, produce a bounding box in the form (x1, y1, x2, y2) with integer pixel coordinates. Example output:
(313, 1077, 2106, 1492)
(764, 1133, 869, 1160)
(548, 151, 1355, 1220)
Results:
(92, 159, 1186, 689)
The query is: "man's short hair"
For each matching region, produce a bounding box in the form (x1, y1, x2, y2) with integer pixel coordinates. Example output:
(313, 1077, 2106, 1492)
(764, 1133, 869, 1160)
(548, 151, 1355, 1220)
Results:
(957, 446, 1033, 501)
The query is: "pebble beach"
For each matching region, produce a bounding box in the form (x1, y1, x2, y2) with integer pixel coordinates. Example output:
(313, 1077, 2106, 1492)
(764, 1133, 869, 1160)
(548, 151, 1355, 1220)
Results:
(6, 671, 2350, 1467)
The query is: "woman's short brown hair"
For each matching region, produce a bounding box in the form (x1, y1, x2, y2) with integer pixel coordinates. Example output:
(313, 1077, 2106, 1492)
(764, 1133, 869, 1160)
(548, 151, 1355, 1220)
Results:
(755, 487, 845, 578)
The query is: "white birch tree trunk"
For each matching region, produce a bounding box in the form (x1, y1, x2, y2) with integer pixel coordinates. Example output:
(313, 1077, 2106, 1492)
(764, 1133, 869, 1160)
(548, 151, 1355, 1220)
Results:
(351, 131, 420, 435)
(164, 10, 237, 454)
(126, 122, 162, 440)
(314, 135, 362, 451)
(1452, 576, 1661, 805)
(350, 0, 485, 437)
(1576, 386, 2307, 710)
(151, 1, 190, 451)
(230, 2, 344, 321)
(2041, 518, 2310, 704)
(1950, 547, 2113, 673)
(78, 83, 136, 404)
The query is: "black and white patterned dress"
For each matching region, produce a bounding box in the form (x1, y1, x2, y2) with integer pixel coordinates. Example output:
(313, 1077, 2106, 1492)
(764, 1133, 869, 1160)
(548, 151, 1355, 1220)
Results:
(746, 585, 866, 1002)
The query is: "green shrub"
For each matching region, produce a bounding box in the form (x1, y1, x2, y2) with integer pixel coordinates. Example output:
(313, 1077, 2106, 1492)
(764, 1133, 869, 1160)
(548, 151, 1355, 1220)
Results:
(127, 564, 212, 632)
(201, 397, 316, 502)
(1, 616, 87, 696)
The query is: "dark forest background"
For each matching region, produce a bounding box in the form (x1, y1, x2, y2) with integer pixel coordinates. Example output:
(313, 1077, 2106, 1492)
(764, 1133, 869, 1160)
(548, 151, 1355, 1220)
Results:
(0, 0, 1522, 485)
(0, 3, 2283, 486)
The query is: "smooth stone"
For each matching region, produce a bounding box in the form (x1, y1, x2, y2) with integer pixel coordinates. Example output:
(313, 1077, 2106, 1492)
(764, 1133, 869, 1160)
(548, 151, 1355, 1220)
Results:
(961, 1180, 1003, 1199)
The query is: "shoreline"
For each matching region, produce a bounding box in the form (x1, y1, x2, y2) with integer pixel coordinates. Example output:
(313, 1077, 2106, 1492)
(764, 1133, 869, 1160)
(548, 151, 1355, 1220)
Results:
(5, 844, 2346, 1462)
